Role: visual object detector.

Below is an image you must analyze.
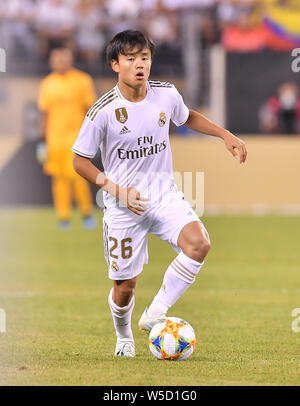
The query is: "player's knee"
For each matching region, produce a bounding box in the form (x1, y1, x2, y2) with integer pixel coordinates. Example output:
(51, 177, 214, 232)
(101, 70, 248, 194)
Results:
(187, 236, 211, 263)
(113, 278, 137, 306)
(117, 283, 136, 299)
(201, 238, 211, 257)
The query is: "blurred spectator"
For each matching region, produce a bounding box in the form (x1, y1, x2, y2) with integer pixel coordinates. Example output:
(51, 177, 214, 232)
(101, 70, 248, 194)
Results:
(198, 1, 219, 46)
(141, 0, 179, 46)
(167, 0, 219, 46)
(1, 0, 298, 76)
(222, 11, 266, 51)
(217, 0, 258, 27)
(105, 0, 141, 34)
(259, 82, 300, 134)
(75, 0, 106, 64)
(0, 0, 36, 57)
(141, 0, 219, 47)
(35, 0, 77, 59)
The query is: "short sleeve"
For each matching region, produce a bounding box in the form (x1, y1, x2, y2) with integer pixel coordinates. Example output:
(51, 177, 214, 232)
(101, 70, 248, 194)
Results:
(171, 88, 190, 127)
(72, 116, 104, 158)
(82, 75, 97, 111)
(38, 79, 51, 112)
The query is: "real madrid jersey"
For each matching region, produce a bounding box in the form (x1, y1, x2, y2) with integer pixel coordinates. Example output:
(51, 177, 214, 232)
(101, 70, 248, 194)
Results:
(72, 80, 190, 226)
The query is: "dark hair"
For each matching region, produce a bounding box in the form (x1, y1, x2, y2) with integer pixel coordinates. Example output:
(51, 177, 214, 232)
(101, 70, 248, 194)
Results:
(106, 30, 155, 65)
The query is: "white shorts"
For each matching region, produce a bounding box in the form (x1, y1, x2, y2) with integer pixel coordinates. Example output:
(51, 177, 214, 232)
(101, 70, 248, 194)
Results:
(102, 190, 203, 280)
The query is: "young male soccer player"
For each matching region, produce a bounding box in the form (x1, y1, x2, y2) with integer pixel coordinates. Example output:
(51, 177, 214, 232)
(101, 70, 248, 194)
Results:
(72, 30, 247, 357)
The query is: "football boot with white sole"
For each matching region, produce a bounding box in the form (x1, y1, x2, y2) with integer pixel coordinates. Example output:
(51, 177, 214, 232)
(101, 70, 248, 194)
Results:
(138, 307, 166, 332)
(114, 338, 136, 357)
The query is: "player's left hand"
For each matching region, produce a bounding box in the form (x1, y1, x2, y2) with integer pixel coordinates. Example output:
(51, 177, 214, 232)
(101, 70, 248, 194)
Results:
(223, 131, 247, 164)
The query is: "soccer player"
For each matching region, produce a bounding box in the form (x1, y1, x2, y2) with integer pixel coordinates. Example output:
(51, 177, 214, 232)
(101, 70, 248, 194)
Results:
(72, 30, 247, 356)
(38, 47, 97, 230)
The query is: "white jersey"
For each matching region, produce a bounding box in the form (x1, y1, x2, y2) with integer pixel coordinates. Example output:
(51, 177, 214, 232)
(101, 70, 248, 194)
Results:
(72, 80, 190, 227)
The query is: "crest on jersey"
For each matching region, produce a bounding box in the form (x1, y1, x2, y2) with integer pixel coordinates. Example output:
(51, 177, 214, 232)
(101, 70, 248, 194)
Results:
(158, 112, 167, 127)
(115, 107, 128, 124)
(111, 260, 119, 272)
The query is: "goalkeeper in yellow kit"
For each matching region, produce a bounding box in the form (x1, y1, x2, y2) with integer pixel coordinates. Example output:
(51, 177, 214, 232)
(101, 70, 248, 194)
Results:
(38, 48, 97, 230)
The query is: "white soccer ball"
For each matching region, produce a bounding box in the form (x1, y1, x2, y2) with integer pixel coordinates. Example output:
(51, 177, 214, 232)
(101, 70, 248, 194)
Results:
(148, 317, 196, 361)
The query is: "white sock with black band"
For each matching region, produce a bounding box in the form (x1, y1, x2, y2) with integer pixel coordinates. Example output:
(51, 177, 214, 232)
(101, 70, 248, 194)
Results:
(108, 288, 135, 339)
(147, 252, 204, 318)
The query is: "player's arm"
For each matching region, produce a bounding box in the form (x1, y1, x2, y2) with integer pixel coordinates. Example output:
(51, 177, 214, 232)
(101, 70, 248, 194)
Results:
(185, 109, 247, 164)
(72, 153, 148, 216)
(36, 110, 48, 164)
(38, 79, 50, 140)
(40, 111, 47, 139)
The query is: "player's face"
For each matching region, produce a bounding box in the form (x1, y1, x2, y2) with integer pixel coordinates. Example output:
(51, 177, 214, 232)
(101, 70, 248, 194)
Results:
(111, 46, 152, 89)
(49, 50, 73, 74)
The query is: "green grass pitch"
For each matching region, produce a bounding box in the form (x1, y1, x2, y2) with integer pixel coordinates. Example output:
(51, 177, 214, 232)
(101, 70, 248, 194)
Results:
(0, 208, 300, 386)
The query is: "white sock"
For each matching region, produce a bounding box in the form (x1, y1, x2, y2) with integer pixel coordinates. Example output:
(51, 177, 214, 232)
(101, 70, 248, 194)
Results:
(147, 252, 204, 318)
(108, 288, 134, 339)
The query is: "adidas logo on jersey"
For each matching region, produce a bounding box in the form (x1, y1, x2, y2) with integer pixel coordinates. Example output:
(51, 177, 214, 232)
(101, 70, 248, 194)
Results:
(120, 126, 131, 135)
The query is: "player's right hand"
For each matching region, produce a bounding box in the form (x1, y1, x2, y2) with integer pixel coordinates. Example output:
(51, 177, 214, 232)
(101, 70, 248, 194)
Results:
(36, 140, 47, 165)
(119, 187, 149, 216)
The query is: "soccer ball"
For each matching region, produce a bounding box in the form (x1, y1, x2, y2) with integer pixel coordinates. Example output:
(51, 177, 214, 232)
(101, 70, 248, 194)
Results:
(148, 317, 196, 361)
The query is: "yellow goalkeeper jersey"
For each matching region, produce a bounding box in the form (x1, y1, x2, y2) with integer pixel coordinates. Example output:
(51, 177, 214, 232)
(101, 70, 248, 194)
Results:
(38, 68, 96, 176)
